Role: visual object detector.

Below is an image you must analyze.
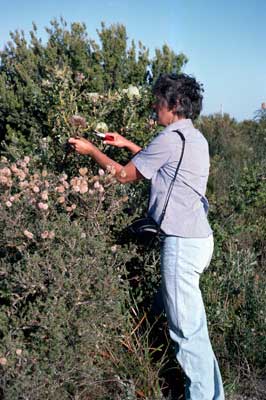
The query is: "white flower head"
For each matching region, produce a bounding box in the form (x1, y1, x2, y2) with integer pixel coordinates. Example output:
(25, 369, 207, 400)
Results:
(126, 85, 141, 100)
(111, 245, 117, 254)
(95, 122, 108, 133)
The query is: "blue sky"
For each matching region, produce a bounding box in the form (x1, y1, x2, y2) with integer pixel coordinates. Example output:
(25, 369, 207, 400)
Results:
(1, 0, 266, 121)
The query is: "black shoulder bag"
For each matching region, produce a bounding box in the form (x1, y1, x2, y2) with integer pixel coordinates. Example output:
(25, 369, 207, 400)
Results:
(122, 129, 185, 246)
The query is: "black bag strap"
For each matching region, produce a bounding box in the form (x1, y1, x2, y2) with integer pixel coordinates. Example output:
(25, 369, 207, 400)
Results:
(158, 129, 185, 229)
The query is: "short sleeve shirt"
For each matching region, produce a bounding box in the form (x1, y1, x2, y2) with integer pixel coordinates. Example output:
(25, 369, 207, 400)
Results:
(131, 119, 212, 238)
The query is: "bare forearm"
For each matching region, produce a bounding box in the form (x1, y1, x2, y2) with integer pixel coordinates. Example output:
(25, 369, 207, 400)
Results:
(124, 139, 142, 155)
(90, 144, 123, 175)
(68, 137, 142, 184)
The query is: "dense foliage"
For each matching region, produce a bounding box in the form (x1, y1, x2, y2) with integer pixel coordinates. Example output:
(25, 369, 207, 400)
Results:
(0, 20, 265, 400)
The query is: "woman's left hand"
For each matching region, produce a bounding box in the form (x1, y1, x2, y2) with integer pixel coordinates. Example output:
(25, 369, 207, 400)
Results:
(68, 137, 95, 155)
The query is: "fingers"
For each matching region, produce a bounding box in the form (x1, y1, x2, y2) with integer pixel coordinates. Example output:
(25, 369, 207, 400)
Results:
(103, 132, 122, 147)
(68, 138, 78, 144)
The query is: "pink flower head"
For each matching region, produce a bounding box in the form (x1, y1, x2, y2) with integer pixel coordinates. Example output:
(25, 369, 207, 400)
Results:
(70, 177, 80, 187)
(98, 185, 104, 193)
(19, 180, 29, 189)
(33, 186, 40, 193)
(38, 202, 49, 210)
(0, 176, 8, 185)
(23, 230, 34, 240)
(5, 201, 12, 208)
(0, 167, 11, 177)
(60, 173, 68, 181)
(48, 231, 55, 239)
(79, 167, 88, 176)
(41, 191, 48, 201)
(55, 185, 65, 193)
(72, 185, 80, 193)
(41, 231, 49, 239)
(57, 196, 65, 204)
(80, 184, 88, 194)
(18, 171, 26, 181)
(0, 357, 7, 366)
(98, 168, 105, 176)
(24, 156, 30, 164)
(10, 164, 19, 173)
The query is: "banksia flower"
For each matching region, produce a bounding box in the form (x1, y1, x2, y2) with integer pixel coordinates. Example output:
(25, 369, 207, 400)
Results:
(23, 230, 34, 239)
(0, 357, 7, 366)
(32, 186, 40, 193)
(111, 245, 117, 253)
(0, 167, 11, 177)
(10, 164, 19, 173)
(18, 171, 26, 181)
(41, 191, 49, 201)
(55, 185, 65, 193)
(24, 156, 30, 164)
(75, 72, 85, 83)
(57, 196, 65, 204)
(38, 202, 49, 210)
(80, 184, 88, 194)
(41, 231, 49, 239)
(79, 168, 88, 176)
(69, 115, 87, 129)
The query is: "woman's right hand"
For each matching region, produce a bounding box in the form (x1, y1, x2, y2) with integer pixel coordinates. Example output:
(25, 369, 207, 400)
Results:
(103, 132, 129, 148)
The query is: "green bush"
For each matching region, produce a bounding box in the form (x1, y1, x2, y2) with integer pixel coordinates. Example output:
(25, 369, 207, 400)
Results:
(0, 157, 166, 399)
(1, 19, 266, 400)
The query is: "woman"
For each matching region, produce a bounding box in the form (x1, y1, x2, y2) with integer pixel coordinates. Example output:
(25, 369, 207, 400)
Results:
(69, 73, 225, 400)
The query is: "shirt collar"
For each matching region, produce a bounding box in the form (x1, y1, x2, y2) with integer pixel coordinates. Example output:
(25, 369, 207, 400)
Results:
(165, 118, 194, 133)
